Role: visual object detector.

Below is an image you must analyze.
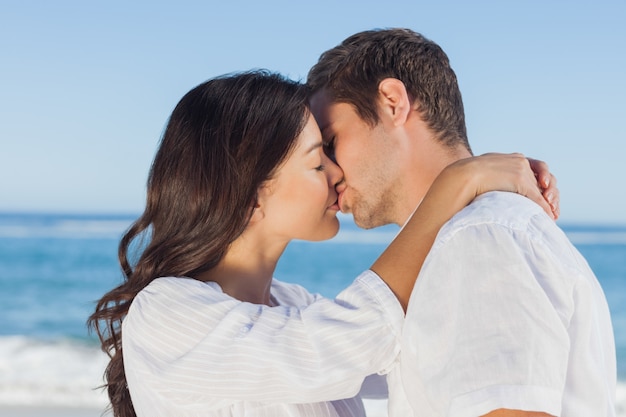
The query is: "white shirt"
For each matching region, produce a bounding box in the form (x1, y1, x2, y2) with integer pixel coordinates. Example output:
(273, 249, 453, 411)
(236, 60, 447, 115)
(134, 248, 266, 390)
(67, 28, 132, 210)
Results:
(393, 192, 616, 417)
(122, 270, 403, 417)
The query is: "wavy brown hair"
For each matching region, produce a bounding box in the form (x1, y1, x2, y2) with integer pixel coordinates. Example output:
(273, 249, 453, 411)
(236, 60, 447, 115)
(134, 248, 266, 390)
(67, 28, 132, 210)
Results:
(87, 70, 310, 417)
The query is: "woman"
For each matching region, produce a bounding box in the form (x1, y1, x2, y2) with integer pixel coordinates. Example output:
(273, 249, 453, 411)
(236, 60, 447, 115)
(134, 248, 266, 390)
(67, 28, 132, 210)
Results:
(88, 70, 558, 417)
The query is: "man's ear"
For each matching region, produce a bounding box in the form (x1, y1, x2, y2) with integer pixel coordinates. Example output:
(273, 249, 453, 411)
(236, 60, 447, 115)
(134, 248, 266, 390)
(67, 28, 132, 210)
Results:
(378, 78, 412, 126)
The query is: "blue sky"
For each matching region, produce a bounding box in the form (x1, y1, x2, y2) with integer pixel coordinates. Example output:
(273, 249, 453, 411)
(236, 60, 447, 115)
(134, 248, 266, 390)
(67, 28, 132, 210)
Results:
(1, 0, 624, 224)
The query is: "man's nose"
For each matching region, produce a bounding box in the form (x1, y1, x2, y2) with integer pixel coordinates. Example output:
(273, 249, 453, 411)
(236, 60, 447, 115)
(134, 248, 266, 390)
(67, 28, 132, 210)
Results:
(334, 178, 347, 193)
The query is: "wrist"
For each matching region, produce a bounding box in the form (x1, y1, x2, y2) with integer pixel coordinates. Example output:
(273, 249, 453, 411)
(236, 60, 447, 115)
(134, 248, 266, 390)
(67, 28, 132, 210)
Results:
(441, 158, 481, 204)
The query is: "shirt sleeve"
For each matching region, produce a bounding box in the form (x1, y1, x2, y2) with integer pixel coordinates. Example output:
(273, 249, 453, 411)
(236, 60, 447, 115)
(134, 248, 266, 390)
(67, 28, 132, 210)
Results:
(122, 270, 403, 409)
(401, 219, 572, 417)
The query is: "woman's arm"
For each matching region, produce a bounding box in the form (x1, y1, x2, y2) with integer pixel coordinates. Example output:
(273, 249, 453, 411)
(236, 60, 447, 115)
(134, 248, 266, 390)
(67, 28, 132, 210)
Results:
(371, 153, 557, 310)
(123, 277, 404, 407)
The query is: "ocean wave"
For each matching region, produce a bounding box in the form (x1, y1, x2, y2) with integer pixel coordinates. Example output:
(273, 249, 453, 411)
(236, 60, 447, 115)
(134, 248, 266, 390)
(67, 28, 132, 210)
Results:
(331, 229, 396, 245)
(0, 336, 108, 407)
(1, 213, 625, 245)
(0, 219, 132, 239)
(565, 231, 626, 245)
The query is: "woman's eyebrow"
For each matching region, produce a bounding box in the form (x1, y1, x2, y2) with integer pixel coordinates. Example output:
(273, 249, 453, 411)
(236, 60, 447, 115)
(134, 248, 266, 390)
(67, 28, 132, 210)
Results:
(304, 141, 323, 154)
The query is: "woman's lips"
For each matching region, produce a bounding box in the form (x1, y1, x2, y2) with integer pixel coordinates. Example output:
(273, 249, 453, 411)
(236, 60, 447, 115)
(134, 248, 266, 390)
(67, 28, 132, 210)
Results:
(328, 192, 343, 212)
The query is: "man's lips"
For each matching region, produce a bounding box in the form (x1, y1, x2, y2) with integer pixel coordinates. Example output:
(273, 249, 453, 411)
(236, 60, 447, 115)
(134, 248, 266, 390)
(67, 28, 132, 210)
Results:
(337, 191, 345, 213)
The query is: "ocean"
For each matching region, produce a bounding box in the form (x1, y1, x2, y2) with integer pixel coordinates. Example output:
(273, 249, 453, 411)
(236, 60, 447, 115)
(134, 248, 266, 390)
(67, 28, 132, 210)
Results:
(0, 212, 624, 413)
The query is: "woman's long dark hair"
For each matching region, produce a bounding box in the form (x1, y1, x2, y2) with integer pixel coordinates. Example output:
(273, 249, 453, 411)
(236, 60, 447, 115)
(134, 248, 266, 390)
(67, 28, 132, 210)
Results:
(87, 70, 310, 417)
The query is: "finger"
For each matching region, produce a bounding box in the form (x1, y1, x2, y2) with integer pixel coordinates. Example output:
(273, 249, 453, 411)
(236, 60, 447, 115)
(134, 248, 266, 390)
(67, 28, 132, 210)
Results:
(523, 165, 557, 220)
(528, 185, 555, 220)
(542, 173, 560, 218)
(528, 158, 551, 188)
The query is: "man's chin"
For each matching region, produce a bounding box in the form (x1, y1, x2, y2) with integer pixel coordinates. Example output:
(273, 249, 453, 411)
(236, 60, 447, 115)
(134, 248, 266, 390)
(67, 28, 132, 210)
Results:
(352, 214, 379, 230)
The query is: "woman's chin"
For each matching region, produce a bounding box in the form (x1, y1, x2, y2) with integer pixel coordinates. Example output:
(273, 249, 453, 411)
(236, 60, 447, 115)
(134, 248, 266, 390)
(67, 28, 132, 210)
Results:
(308, 219, 340, 242)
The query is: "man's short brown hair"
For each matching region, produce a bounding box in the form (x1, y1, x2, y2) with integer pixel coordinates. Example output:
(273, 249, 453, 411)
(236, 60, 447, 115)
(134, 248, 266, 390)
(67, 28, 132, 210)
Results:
(307, 28, 471, 152)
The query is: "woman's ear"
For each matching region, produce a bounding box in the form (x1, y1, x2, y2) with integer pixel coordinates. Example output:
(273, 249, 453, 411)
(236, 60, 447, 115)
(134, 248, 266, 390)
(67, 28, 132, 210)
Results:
(249, 182, 273, 224)
(378, 78, 411, 127)
(249, 201, 264, 223)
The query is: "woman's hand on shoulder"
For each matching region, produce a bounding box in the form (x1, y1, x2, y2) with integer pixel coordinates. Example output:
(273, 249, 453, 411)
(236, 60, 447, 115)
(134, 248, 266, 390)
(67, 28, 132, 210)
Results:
(528, 157, 559, 219)
(445, 153, 560, 220)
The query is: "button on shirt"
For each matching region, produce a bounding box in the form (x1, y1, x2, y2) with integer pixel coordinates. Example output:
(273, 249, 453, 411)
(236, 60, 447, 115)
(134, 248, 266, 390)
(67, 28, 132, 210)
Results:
(122, 271, 404, 417)
(394, 191, 616, 417)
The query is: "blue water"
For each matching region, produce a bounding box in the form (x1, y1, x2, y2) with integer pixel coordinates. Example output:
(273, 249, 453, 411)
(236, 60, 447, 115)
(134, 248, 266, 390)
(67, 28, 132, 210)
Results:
(0, 212, 624, 407)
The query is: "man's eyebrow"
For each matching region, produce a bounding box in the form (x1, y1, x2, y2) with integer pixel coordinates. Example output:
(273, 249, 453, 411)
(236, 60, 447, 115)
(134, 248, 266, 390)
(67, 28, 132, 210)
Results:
(318, 123, 329, 134)
(319, 126, 334, 143)
(317, 121, 332, 138)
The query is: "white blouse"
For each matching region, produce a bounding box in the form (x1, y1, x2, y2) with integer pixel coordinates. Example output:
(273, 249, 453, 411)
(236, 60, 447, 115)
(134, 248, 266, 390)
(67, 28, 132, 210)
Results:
(122, 271, 403, 417)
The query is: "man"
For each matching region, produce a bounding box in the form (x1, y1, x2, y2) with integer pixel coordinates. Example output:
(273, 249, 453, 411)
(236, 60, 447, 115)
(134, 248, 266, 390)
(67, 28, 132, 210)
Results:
(307, 28, 616, 417)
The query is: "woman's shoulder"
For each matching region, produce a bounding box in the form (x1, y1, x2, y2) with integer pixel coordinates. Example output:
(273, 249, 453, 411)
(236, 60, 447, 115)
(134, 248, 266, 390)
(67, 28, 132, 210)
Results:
(148, 276, 219, 290)
(132, 277, 228, 312)
(140, 276, 222, 295)
(270, 278, 323, 307)
(136, 276, 326, 309)
(126, 277, 237, 333)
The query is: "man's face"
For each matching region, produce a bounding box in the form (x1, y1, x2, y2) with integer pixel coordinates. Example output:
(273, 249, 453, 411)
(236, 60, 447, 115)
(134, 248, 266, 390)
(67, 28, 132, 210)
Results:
(309, 89, 403, 229)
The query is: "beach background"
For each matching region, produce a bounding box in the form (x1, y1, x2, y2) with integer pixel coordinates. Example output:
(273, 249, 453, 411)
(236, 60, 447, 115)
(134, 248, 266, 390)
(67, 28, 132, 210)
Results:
(0, 212, 624, 416)
(1, 1, 625, 416)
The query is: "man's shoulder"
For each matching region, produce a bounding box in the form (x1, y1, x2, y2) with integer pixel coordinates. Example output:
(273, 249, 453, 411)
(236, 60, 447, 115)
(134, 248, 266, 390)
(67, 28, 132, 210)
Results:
(449, 191, 544, 228)
(435, 191, 554, 245)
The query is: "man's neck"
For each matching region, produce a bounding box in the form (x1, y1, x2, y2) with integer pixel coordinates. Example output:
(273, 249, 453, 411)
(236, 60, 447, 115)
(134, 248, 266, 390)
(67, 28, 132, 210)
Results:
(396, 143, 472, 226)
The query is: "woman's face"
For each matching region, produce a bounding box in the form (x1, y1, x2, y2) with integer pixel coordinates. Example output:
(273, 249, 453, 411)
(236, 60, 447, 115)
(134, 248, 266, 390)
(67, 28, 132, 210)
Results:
(258, 113, 344, 242)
